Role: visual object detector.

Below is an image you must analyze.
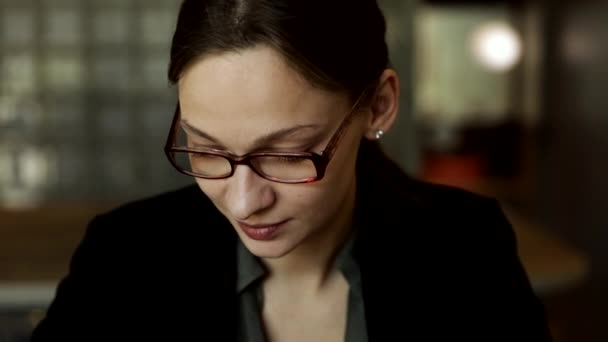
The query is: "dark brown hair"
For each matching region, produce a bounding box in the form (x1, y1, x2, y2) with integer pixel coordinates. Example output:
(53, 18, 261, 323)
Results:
(168, 0, 389, 100)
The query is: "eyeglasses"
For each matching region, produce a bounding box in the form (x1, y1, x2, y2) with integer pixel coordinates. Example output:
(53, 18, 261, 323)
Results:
(164, 88, 373, 184)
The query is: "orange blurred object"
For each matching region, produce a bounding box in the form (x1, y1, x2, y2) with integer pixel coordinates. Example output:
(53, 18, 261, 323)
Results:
(421, 152, 487, 188)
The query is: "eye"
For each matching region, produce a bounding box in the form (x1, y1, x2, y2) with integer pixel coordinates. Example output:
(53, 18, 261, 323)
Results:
(272, 156, 309, 164)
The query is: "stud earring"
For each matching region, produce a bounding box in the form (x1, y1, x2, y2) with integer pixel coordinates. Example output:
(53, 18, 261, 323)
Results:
(375, 130, 385, 140)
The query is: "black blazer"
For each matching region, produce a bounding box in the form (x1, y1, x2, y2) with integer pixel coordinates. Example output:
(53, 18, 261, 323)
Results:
(31, 142, 552, 341)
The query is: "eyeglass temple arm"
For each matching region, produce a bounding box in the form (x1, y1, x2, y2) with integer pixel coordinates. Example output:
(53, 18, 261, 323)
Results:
(321, 88, 374, 161)
(165, 103, 182, 151)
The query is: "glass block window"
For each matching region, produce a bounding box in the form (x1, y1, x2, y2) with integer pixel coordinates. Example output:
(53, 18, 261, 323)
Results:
(92, 54, 131, 91)
(44, 8, 82, 46)
(93, 10, 129, 44)
(0, 0, 185, 207)
(97, 104, 132, 137)
(141, 9, 175, 46)
(45, 97, 85, 135)
(43, 53, 84, 91)
(141, 54, 170, 91)
(1, 9, 35, 45)
(2, 52, 36, 95)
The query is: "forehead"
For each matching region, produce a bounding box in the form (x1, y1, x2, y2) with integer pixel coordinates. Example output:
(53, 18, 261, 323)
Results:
(177, 46, 346, 129)
(179, 46, 308, 104)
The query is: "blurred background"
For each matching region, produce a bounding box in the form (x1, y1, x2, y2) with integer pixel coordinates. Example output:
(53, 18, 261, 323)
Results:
(0, 0, 606, 340)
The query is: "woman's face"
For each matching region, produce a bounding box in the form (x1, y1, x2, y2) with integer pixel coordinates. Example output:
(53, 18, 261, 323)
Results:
(178, 45, 370, 259)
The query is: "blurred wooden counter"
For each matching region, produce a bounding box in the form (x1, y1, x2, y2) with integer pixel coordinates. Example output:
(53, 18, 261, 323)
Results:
(501, 205, 591, 296)
(0, 204, 108, 283)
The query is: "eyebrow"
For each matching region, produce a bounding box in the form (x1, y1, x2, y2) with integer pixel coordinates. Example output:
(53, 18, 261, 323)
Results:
(180, 119, 322, 150)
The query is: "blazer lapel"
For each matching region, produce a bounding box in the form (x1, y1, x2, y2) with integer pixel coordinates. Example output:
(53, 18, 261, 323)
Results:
(353, 143, 434, 340)
(163, 189, 240, 339)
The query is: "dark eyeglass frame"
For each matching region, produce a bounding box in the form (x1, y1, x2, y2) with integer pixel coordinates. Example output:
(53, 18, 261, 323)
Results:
(164, 87, 374, 184)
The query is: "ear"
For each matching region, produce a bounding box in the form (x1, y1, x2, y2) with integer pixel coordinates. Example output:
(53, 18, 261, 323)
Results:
(363, 69, 400, 141)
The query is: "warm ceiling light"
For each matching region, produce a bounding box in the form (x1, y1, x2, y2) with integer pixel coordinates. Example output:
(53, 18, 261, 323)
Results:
(471, 21, 523, 72)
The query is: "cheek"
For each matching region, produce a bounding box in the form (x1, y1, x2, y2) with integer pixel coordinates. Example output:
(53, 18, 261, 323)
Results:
(281, 176, 351, 216)
(195, 179, 226, 208)
(276, 183, 319, 206)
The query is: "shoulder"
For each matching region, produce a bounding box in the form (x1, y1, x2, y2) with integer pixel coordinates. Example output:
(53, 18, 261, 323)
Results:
(61, 184, 236, 289)
(364, 166, 524, 287)
(405, 179, 514, 247)
(32, 185, 239, 339)
(406, 176, 496, 209)
(78, 184, 235, 261)
(397, 174, 515, 246)
(358, 141, 502, 227)
(358, 150, 516, 256)
(360, 177, 552, 340)
(406, 178, 508, 233)
(360, 146, 508, 236)
(92, 184, 227, 232)
(97, 184, 213, 221)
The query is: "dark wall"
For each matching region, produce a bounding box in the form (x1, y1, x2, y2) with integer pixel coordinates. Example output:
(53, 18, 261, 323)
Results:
(540, 0, 608, 284)
(539, 0, 608, 340)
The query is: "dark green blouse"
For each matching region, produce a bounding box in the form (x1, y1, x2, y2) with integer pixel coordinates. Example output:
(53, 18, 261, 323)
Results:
(236, 236, 368, 342)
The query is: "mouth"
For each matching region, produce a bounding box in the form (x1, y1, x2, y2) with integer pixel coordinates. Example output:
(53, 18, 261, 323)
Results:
(237, 219, 290, 241)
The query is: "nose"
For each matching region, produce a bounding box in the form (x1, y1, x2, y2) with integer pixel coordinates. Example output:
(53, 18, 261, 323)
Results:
(224, 165, 276, 221)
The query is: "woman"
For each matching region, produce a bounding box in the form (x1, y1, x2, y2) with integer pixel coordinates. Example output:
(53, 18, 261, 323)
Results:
(31, 0, 552, 341)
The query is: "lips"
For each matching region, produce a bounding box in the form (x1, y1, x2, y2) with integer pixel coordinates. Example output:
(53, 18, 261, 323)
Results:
(237, 220, 289, 241)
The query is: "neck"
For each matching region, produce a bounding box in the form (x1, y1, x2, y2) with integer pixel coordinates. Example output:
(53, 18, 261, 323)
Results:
(262, 181, 357, 291)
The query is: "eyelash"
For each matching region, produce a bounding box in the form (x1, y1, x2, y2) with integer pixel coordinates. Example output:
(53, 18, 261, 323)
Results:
(272, 156, 307, 163)
(188, 142, 317, 154)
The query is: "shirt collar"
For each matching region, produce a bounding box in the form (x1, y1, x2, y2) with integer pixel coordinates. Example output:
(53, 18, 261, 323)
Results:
(333, 231, 363, 295)
(235, 230, 361, 295)
(236, 240, 266, 294)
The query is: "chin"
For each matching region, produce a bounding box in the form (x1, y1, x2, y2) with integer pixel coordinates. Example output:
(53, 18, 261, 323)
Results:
(239, 236, 296, 259)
